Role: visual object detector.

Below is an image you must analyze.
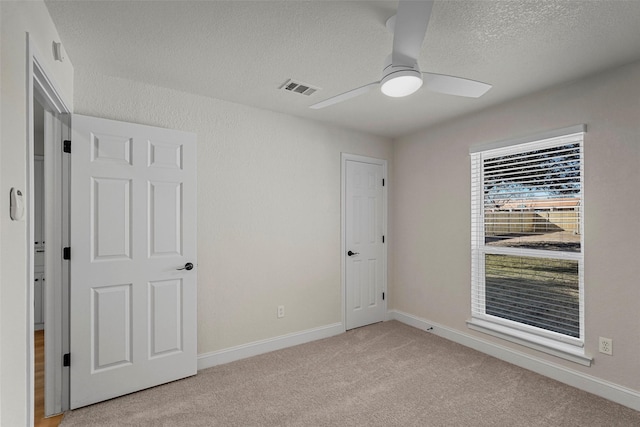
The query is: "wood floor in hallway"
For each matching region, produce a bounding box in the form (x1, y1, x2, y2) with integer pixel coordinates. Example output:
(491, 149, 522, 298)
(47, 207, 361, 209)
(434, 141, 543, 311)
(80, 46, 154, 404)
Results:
(35, 330, 64, 427)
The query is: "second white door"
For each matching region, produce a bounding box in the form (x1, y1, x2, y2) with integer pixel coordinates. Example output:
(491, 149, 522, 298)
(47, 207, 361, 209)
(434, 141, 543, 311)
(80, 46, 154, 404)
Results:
(345, 157, 385, 330)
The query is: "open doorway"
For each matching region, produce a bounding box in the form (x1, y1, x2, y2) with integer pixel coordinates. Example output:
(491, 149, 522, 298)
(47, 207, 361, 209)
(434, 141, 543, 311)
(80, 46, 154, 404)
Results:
(32, 96, 68, 427)
(32, 96, 49, 425)
(28, 37, 71, 426)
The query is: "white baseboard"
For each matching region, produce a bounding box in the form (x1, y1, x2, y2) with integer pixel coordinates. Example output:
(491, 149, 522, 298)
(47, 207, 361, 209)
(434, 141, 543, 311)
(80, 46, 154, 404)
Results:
(197, 322, 344, 371)
(388, 310, 640, 412)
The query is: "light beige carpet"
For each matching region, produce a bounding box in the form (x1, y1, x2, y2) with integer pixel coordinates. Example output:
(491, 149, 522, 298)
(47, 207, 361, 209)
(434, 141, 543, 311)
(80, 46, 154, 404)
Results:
(61, 321, 640, 426)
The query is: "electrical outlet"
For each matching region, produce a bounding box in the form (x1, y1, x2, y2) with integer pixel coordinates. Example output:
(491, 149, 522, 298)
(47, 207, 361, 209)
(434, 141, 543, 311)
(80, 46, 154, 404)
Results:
(599, 337, 613, 355)
(277, 305, 285, 319)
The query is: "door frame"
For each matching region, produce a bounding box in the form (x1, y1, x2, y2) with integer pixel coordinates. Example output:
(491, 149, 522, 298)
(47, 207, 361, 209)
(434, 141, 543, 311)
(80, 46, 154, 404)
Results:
(341, 153, 388, 330)
(27, 34, 71, 422)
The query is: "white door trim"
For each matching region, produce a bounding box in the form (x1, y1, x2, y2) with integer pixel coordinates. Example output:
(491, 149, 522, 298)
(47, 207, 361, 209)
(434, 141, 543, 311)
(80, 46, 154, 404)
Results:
(27, 34, 72, 423)
(341, 153, 388, 330)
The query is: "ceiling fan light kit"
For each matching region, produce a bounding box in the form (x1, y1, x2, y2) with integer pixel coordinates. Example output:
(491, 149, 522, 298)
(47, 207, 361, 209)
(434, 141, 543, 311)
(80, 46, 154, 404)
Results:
(380, 67, 423, 98)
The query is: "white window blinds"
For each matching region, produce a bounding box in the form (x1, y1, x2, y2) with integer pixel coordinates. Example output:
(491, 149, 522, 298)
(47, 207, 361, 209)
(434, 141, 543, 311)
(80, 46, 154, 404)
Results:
(471, 130, 584, 348)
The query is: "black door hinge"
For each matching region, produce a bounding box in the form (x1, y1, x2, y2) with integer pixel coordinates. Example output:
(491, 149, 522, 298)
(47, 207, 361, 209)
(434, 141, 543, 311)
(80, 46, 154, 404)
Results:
(63, 140, 71, 153)
(63, 247, 71, 260)
(382, 292, 385, 301)
(382, 178, 385, 187)
(63, 353, 70, 367)
(382, 235, 385, 243)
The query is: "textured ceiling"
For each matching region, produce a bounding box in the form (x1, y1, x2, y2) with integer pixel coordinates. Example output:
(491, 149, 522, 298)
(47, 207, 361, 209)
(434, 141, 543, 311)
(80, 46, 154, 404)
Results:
(45, 1, 640, 139)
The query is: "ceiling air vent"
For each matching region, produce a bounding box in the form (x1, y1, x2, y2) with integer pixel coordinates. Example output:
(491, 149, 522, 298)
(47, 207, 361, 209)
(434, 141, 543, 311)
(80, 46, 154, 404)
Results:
(279, 79, 319, 96)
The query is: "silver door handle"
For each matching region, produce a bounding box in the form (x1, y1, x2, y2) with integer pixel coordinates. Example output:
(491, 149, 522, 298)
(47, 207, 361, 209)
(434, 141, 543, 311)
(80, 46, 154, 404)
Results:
(177, 262, 194, 271)
(347, 251, 359, 256)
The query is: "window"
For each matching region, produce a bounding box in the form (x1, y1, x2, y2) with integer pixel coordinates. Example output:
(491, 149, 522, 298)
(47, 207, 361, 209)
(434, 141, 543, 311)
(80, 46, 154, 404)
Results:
(469, 127, 587, 363)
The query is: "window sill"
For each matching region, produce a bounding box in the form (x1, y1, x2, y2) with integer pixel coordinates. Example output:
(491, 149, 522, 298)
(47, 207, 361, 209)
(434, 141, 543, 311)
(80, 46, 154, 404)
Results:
(467, 318, 592, 366)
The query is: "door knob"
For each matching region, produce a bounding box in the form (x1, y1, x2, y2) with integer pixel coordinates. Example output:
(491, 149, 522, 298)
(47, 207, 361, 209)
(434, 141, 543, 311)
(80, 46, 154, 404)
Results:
(177, 262, 194, 271)
(347, 250, 359, 256)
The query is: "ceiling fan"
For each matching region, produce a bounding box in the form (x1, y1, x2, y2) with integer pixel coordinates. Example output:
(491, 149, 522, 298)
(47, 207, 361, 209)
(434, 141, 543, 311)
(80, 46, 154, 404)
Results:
(309, 0, 492, 109)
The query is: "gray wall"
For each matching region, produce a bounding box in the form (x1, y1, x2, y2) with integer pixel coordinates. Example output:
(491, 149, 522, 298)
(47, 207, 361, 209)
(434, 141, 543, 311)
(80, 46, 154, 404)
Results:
(391, 60, 640, 391)
(73, 69, 393, 354)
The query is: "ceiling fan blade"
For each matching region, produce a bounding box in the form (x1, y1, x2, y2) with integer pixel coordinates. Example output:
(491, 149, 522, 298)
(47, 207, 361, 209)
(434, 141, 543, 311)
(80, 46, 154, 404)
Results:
(309, 82, 380, 109)
(423, 72, 492, 98)
(392, 0, 434, 66)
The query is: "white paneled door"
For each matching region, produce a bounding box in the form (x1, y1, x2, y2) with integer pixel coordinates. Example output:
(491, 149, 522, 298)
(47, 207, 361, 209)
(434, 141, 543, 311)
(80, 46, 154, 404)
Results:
(70, 115, 197, 409)
(345, 158, 385, 330)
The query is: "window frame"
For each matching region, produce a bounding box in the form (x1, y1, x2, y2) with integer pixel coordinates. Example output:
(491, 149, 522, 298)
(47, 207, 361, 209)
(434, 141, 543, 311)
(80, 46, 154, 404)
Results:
(468, 127, 590, 365)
